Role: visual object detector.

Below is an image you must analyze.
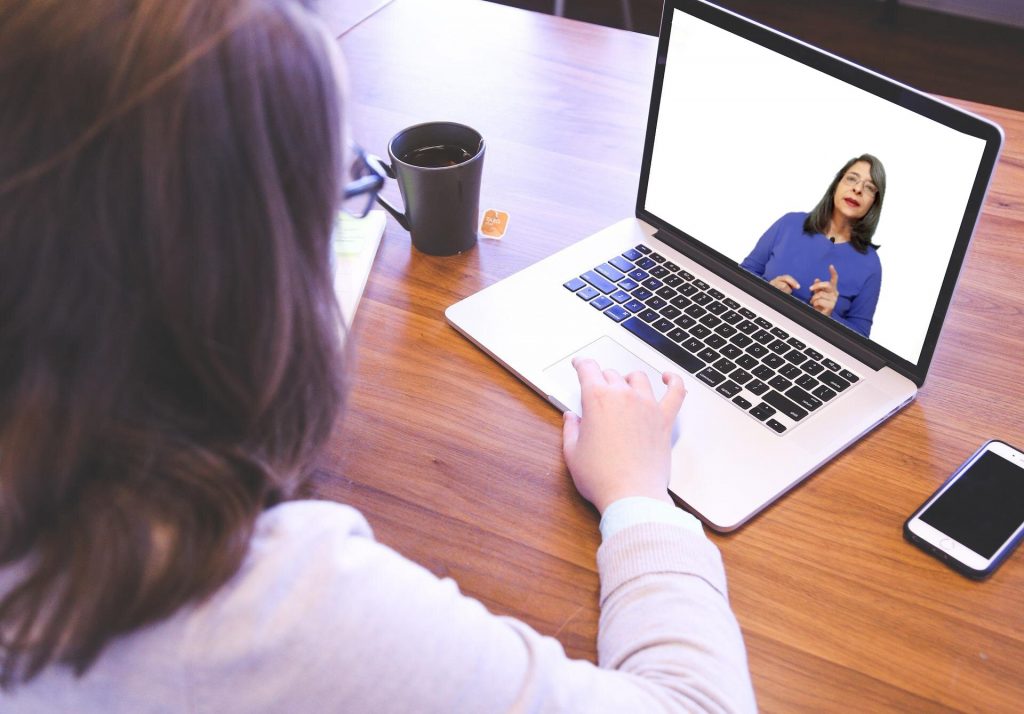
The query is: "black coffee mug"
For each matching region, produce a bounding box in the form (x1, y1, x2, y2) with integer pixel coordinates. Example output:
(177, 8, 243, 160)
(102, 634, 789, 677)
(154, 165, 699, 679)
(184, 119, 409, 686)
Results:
(376, 122, 485, 256)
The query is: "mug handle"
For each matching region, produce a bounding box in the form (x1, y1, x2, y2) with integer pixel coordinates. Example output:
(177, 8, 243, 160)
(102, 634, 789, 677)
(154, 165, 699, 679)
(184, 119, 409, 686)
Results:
(373, 159, 411, 231)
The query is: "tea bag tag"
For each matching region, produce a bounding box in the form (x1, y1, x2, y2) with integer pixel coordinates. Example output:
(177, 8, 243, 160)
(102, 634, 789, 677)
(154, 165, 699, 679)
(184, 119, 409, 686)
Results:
(480, 209, 509, 240)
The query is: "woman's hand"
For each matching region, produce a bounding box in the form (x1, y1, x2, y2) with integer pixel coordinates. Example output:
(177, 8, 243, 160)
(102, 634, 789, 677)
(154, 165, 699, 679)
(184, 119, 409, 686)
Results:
(562, 358, 686, 514)
(810, 265, 839, 317)
(768, 275, 800, 294)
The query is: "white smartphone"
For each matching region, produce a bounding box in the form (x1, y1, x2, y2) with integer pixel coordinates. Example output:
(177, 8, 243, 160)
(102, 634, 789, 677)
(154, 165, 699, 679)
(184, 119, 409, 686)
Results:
(904, 440, 1024, 580)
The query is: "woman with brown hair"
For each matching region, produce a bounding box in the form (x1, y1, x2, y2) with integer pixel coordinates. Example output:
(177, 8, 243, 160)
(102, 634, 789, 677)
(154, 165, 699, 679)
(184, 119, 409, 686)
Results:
(0, 0, 754, 710)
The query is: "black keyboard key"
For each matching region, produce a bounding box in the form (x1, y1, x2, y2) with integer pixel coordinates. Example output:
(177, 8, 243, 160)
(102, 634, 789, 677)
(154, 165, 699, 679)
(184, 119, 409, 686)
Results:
(697, 366, 726, 387)
(730, 368, 752, 385)
(736, 319, 758, 335)
(650, 265, 670, 279)
(610, 255, 634, 272)
(732, 395, 752, 410)
(595, 263, 626, 282)
(766, 418, 787, 433)
(669, 295, 692, 309)
(715, 323, 738, 339)
(804, 347, 824, 361)
(747, 379, 769, 396)
(564, 277, 586, 291)
(678, 283, 698, 296)
(785, 385, 823, 411)
(763, 390, 809, 421)
(779, 364, 801, 380)
(818, 370, 851, 392)
(628, 268, 649, 281)
(763, 353, 785, 369)
(752, 365, 774, 380)
(591, 295, 613, 310)
(699, 313, 722, 328)
(678, 270, 694, 281)
(641, 277, 663, 291)
(745, 343, 769, 359)
(577, 286, 599, 301)
(661, 305, 682, 320)
(649, 252, 666, 263)
(723, 298, 740, 310)
(812, 384, 837, 401)
(697, 347, 720, 363)
(684, 304, 707, 318)
(796, 374, 818, 390)
(652, 318, 674, 333)
(822, 358, 842, 372)
(633, 244, 652, 255)
(730, 333, 753, 349)
(719, 344, 742, 359)
(692, 292, 713, 306)
(705, 334, 727, 349)
(667, 327, 688, 342)
(802, 360, 825, 376)
(656, 286, 676, 300)
(636, 257, 657, 270)
(752, 329, 773, 345)
(621, 317, 705, 374)
(693, 279, 710, 290)
(750, 403, 776, 421)
(840, 369, 860, 383)
(768, 375, 792, 391)
(707, 288, 725, 300)
(631, 287, 653, 301)
(738, 307, 756, 320)
(768, 339, 790, 355)
(664, 261, 680, 272)
(664, 274, 684, 288)
(716, 380, 742, 398)
(720, 310, 742, 325)
(624, 299, 645, 313)
(682, 337, 703, 353)
(770, 327, 789, 340)
(786, 337, 807, 350)
(784, 349, 809, 365)
(713, 357, 736, 374)
(646, 296, 667, 311)
(638, 309, 659, 323)
(618, 278, 639, 292)
(581, 270, 616, 294)
(689, 325, 712, 339)
(604, 305, 630, 322)
(736, 354, 758, 370)
(754, 317, 773, 329)
(706, 301, 727, 315)
(674, 314, 696, 329)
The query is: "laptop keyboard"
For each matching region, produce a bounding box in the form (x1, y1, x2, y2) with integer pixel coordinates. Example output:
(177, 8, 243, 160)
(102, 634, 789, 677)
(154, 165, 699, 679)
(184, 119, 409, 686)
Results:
(563, 244, 861, 435)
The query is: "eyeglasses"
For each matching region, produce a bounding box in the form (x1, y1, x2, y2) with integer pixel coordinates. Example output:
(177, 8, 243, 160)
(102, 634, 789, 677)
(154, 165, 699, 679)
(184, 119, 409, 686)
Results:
(841, 172, 879, 197)
(342, 147, 387, 218)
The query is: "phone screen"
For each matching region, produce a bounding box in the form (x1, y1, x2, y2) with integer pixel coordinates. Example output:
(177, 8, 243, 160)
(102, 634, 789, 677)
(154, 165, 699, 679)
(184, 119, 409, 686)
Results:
(920, 451, 1024, 558)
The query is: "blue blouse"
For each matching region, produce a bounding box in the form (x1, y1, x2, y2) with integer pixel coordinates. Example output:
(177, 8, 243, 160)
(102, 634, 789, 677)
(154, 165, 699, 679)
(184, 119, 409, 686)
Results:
(740, 212, 881, 338)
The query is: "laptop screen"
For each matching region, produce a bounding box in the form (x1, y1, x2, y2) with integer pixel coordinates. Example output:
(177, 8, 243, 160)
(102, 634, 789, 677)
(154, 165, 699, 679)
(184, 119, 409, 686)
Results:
(639, 2, 1001, 380)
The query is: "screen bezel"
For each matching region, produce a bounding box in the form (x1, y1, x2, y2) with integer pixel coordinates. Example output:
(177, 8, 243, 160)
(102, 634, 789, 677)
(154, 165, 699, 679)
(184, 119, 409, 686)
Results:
(634, 0, 1004, 386)
(905, 440, 1024, 575)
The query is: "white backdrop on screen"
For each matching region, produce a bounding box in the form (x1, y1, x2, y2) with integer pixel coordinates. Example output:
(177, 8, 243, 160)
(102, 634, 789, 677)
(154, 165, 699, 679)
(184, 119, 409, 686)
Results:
(645, 12, 987, 364)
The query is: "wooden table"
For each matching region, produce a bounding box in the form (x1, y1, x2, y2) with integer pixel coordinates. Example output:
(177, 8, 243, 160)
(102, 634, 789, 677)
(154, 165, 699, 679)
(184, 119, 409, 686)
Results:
(314, 0, 1024, 710)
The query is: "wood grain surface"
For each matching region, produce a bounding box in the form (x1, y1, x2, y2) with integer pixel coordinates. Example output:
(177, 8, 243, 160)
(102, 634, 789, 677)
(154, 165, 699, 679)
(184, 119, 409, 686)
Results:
(311, 1, 1024, 710)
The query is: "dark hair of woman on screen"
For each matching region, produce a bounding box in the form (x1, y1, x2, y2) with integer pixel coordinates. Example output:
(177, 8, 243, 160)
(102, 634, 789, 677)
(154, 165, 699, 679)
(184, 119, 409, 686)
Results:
(0, 0, 755, 711)
(741, 154, 886, 338)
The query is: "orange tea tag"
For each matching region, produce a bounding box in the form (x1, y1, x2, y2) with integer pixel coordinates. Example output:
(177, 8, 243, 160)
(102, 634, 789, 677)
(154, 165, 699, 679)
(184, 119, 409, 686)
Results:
(480, 209, 510, 239)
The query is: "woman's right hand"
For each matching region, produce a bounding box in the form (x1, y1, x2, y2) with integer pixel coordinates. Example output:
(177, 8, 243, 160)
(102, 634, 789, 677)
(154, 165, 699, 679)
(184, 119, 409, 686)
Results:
(562, 358, 686, 514)
(769, 274, 800, 294)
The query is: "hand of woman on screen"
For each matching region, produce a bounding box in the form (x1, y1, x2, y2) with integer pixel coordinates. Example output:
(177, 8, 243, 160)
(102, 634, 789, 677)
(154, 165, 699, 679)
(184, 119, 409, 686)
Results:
(562, 358, 685, 514)
(769, 274, 800, 294)
(810, 265, 839, 317)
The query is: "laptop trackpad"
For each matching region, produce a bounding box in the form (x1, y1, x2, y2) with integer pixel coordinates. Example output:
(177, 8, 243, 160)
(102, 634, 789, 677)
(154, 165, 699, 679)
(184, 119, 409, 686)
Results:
(542, 336, 680, 442)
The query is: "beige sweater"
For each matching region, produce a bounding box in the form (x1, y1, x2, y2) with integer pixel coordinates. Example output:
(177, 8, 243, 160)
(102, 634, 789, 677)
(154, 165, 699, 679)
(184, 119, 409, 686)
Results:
(2, 500, 756, 712)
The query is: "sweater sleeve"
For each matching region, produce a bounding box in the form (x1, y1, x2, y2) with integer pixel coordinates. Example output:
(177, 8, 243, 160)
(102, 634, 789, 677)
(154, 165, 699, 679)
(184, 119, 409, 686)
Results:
(185, 502, 756, 714)
(830, 255, 881, 338)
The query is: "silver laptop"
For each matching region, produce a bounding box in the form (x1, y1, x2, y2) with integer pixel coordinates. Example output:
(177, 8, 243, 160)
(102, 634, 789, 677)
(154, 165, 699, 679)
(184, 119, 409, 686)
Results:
(446, 0, 1003, 530)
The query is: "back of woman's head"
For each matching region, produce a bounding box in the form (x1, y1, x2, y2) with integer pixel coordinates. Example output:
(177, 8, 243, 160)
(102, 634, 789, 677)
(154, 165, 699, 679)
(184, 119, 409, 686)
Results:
(0, 0, 345, 685)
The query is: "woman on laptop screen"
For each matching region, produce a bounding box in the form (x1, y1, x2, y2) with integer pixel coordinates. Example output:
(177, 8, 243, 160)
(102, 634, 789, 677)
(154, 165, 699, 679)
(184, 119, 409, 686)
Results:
(741, 154, 886, 338)
(0, 0, 755, 710)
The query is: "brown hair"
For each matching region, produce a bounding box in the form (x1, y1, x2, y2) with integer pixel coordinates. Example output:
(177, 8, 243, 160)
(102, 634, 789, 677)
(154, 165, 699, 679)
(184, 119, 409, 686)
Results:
(803, 153, 887, 254)
(0, 0, 346, 686)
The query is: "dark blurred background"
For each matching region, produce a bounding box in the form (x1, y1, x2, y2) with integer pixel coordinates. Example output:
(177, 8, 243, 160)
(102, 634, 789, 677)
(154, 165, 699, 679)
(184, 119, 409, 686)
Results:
(487, 0, 1024, 111)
